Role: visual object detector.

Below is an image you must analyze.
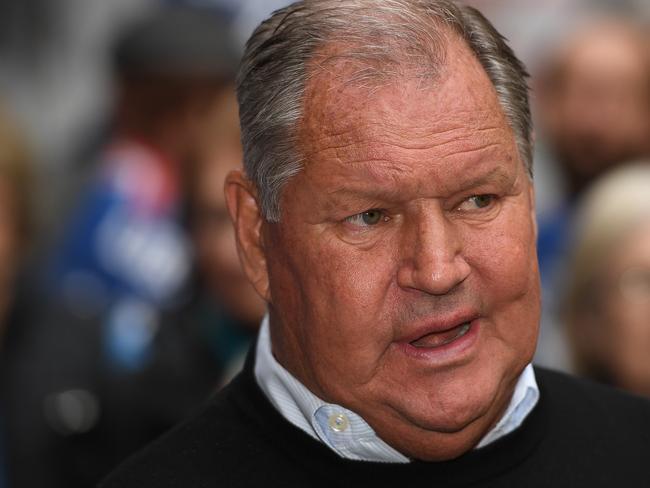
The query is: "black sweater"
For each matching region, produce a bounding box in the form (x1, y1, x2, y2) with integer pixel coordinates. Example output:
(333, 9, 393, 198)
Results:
(101, 353, 650, 487)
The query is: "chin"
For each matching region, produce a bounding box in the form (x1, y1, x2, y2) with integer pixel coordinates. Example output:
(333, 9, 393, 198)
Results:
(409, 390, 493, 434)
(395, 361, 512, 434)
(364, 379, 507, 462)
(375, 398, 494, 462)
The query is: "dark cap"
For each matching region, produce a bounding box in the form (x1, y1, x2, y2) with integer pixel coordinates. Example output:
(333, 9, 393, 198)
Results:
(113, 5, 239, 79)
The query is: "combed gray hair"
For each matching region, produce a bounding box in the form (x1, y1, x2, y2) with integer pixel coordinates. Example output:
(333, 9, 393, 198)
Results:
(237, 0, 532, 222)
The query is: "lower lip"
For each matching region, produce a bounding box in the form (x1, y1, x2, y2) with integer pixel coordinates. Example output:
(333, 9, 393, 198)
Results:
(396, 320, 481, 363)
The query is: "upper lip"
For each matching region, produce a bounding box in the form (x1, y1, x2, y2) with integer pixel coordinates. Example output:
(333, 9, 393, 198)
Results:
(398, 310, 480, 344)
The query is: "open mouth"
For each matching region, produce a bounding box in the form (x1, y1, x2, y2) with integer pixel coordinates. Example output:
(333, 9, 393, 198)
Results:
(410, 322, 472, 349)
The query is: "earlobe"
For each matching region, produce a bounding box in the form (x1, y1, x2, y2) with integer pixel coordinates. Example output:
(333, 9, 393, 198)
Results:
(224, 170, 272, 303)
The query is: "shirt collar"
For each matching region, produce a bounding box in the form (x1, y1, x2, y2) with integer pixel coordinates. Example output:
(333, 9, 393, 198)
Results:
(254, 315, 539, 463)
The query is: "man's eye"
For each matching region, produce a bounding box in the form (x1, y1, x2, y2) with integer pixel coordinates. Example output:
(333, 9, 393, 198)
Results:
(458, 195, 496, 211)
(345, 209, 386, 227)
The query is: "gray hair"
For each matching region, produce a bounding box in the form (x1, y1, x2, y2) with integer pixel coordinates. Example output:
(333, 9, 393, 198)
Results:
(237, 0, 532, 221)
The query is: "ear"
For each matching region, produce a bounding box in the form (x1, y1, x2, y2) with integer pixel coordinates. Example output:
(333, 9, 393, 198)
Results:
(224, 170, 271, 303)
(527, 182, 538, 240)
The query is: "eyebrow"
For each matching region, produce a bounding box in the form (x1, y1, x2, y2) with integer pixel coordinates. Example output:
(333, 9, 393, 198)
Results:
(455, 165, 514, 190)
(325, 164, 516, 202)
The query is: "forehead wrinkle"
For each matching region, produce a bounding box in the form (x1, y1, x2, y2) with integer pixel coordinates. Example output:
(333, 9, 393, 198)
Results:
(316, 157, 421, 202)
(433, 141, 502, 161)
(311, 137, 507, 177)
(368, 126, 506, 155)
(306, 100, 508, 154)
(370, 123, 504, 148)
(306, 119, 507, 162)
(321, 155, 515, 207)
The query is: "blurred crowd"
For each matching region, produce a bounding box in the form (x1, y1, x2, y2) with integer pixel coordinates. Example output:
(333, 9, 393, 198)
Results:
(0, 0, 649, 486)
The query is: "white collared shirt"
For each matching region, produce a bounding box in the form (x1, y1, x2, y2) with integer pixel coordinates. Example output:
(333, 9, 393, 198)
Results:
(254, 316, 539, 462)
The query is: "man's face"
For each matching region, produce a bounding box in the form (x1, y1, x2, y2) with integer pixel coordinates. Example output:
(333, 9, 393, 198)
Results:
(260, 36, 540, 460)
(541, 26, 650, 184)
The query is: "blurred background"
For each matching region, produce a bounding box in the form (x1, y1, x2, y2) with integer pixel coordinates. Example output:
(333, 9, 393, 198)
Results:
(0, 0, 649, 486)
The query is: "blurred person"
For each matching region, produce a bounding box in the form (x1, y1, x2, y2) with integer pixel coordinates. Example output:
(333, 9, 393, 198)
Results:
(48, 3, 240, 372)
(3, 6, 243, 488)
(0, 102, 38, 488)
(130, 87, 266, 417)
(565, 162, 650, 396)
(191, 88, 266, 327)
(535, 18, 650, 262)
(0, 101, 35, 344)
(184, 86, 266, 383)
(537, 20, 650, 197)
(533, 18, 650, 369)
(89, 85, 266, 484)
(0, 103, 33, 330)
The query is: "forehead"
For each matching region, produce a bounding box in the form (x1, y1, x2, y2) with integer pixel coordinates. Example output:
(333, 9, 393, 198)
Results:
(297, 35, 519, 192)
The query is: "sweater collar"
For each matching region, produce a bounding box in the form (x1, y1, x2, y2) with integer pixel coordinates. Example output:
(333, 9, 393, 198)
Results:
(254, 315, 539, 462)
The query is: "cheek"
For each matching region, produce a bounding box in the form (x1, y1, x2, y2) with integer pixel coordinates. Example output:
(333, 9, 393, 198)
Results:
(462, 214, 540, 342)
(467, 210, 537, 294)
(268, 229, 398, 381)
(310, 239, 395, 338)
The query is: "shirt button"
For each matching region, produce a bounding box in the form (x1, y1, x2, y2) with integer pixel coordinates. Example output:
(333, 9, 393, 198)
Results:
(328, 413, 349, 432)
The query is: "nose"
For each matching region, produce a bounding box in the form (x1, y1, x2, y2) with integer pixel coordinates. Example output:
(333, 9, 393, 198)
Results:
(396, 206, 471, 295)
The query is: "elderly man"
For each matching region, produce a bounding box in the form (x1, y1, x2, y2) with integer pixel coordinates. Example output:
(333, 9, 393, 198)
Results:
(102, 1, 650, 486)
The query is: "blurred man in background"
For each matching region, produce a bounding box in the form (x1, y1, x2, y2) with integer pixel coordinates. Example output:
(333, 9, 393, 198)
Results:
(533, 18, 650, 370)
(1, 6, 259, 488)
(537, 20, 650, 198)
(185, 87, 266, 384)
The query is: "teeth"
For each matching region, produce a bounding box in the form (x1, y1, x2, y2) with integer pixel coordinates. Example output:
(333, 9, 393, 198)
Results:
(411, 322, 471, 348)
(454, 322, 471, 339)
